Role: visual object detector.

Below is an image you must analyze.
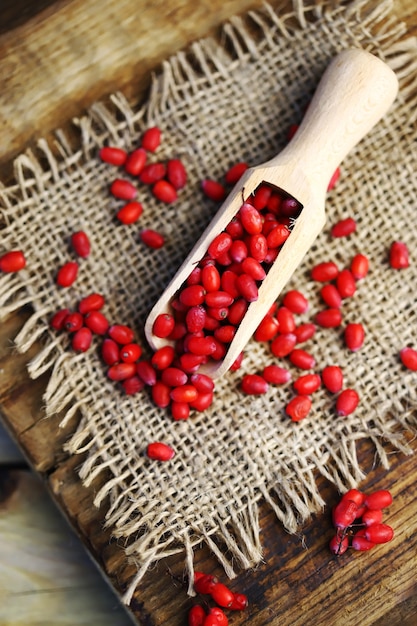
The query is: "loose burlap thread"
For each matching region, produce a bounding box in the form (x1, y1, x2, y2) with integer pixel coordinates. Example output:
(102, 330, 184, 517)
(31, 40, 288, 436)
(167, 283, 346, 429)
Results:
(1, 0, 417, 604)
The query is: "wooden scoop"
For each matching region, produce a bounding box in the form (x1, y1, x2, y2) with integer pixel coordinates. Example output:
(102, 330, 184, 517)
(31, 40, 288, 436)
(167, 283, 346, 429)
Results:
(145, 49, 398, 378)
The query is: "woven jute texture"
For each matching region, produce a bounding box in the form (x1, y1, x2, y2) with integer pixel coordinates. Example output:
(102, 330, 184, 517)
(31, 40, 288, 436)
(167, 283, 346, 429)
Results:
(1, 0, 417, 603)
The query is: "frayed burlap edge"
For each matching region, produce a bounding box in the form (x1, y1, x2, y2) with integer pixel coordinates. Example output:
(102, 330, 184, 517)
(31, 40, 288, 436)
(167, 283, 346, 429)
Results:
(1, 0, 417, 605)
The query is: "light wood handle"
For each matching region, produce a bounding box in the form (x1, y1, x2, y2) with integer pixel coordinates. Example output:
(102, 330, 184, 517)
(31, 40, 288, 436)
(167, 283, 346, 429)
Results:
(271, 49, 398, 192)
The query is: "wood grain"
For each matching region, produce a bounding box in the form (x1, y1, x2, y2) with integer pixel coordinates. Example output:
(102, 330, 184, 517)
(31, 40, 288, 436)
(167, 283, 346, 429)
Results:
(0, 1, 416, 625)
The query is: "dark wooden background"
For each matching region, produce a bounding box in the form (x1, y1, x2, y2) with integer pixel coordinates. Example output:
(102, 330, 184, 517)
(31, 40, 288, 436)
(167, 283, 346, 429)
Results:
(0, 1, 416, 625)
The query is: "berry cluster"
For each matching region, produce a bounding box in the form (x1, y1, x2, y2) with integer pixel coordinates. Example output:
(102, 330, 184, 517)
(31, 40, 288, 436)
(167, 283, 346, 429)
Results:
(101, 126, 187, 238)
(329, 488, 394, 555)
(188, 571, 248, 625)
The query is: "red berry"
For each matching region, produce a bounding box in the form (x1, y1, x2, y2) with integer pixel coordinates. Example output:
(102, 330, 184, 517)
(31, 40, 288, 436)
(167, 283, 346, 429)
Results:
(239, 202, 263, 234)
(122, 375, 145, 395)
(293, 373, 321, 395)
(270, 333, 297, 358)
(201, 179, 227, 202)
(120, 342, 142, 363)
(146, 441, 175, 461)
(70, 231, 91, 257)
(152, 313, 175, 338)
(151, 381, 171, 408)
(227, 299, 248, 326)
(78, 293, 105, 315)
(336, 388, 359, 416)
(389, 241, 409, 269)
(311, 261, 339, 282)
(362, 508, 383, 527)
(187, 336, 217, 356)
(152, 179, 178, 203)
(228, 592, 248, 611)
(293, 323, 316, 344)
(266, 223, 290, 248)
(344, 323, 365, 351)
(400, 346, 417, 371)
(170, 384, 198, 404)
(190, 391, 214, 411)
(282, 290, 309, 314)
(332, 498, 358, 529)
(236, 273, 258, 302)
(188, 604, 206, 626)
(262, 364, 291, 385)
(254, 315, 280, 342)
(208, 233, 232, 259)
(341, 488, 365, 506)
(336, 269, 356, 299)
(322, 365, 343, 393)
(116, 201, 143, 224)
(141, 126, 161, 152)
(56, 261, 78, 287)
(166, 158, 187, 189)
(140, 229, 165, 249)
(124, 148, 147, 176)
(161, 367, 188, 387)
(202, 264, 221, 292)
(136, 361, 157, 386)
(350, 253, 369, 280)
(210, 582, 235, 608)
(289, 348, 316, 370)
(139, 162, 166, 184)
(364, 489, 393, 510)
(108, 362, 136, 381)
(110, 178, 137, 200)
(241, 374, 269, 395)
(84, 310, 109, 335)
(180, 285, 206, 307)
(285, 395, 312, 421)
(248, 233, 268, 262)
(241, 256, 266, 281)
(225, 161, 249, 185)
(276, 306, 296, 334)
(329, 533, 349, 555)
(351, 531, 375, 551)
(331, 217, 356, 238)
(190, 373, 215, 393)
(50, 308, 70, 331)
(108, 324, 135, 344)
(214, 325, 236, 343)
(71, 327, 92, 352)
(207, 607, 229, 625)
(99, 146, 127, 166)
(171, 401, 190, 420)
(364, 523, 394, 544)
(252, 184, 272, 211)
(320, 284, 342, 309)
(194, 573, 218, 595)
(101, 338, 120, 365)
(64, 311, 84, 332)
(205, 291, 234, 309)
(315, 308, 342, 328)
(151, 345, 175, 370)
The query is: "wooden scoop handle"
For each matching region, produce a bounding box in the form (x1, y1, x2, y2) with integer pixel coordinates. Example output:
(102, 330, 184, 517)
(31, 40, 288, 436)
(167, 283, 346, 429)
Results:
(270, 49, 399, 194)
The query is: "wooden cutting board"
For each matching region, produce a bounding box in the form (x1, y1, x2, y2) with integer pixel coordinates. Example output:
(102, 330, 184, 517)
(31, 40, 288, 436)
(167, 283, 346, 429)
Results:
(1, 1, 417, 625)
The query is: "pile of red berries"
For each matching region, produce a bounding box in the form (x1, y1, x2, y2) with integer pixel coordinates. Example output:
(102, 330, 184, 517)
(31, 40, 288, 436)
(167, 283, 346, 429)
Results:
(329, 488, 394, 555)
(188, 571, 248, 625)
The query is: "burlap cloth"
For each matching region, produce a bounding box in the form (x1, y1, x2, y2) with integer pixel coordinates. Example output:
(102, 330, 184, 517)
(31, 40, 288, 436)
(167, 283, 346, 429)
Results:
(1, 0, 416, 604)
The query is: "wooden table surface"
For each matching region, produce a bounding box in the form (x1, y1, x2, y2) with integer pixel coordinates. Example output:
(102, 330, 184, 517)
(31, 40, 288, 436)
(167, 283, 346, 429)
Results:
(1, 1, 416, 625)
